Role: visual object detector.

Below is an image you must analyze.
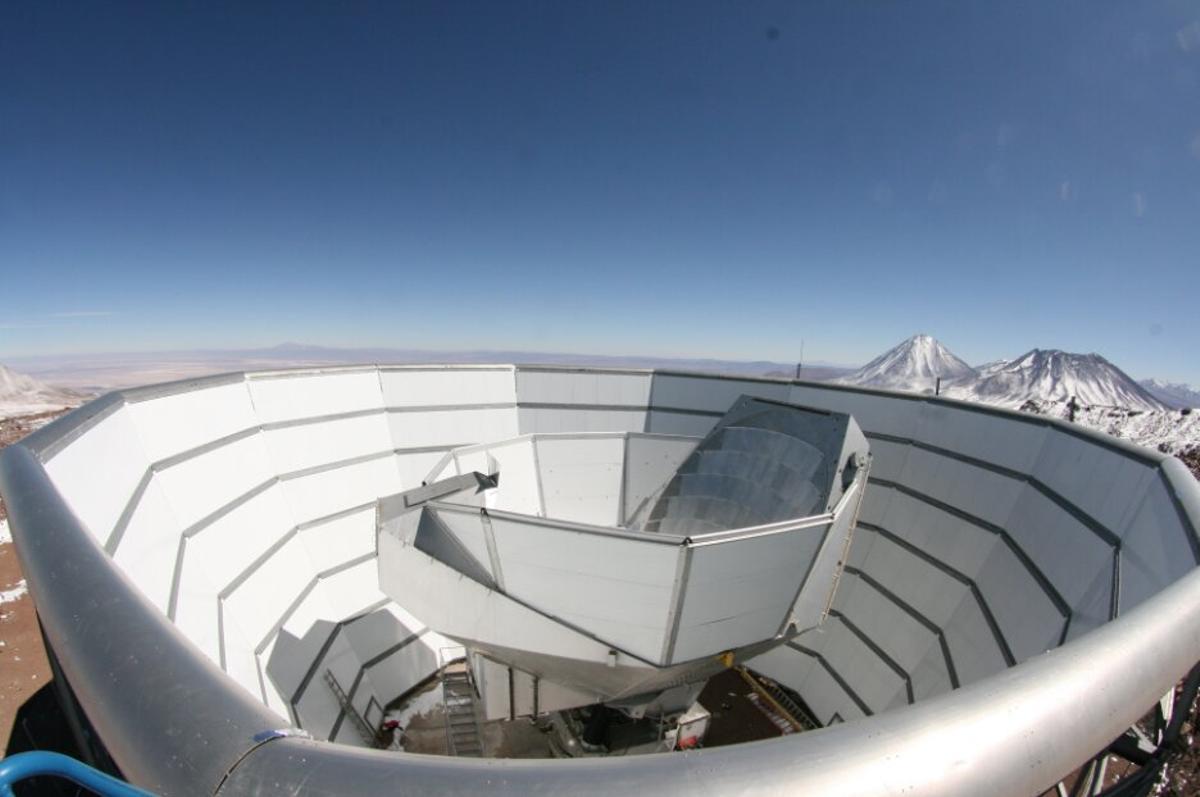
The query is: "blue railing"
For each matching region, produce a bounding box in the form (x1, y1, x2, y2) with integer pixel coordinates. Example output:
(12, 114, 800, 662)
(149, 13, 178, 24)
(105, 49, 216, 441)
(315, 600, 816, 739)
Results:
(0, 752, 155, 797)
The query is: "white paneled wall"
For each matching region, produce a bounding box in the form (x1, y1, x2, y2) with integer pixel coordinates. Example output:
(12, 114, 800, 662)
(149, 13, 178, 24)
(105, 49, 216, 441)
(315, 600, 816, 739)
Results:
(44, 406, 151, 545)
(35, 366, 1199, 742)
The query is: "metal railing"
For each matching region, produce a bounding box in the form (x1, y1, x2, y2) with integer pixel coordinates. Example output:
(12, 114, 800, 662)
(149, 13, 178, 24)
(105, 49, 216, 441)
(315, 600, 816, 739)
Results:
(0, 752, 155, 797)
(2, 365, 1200, 797)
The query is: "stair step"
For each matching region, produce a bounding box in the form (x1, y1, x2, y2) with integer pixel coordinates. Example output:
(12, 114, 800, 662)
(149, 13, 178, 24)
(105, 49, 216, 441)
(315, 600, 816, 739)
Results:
(441, 665, 484, 758)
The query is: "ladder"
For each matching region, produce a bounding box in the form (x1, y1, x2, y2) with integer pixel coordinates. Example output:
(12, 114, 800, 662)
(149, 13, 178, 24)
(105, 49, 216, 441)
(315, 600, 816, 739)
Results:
(323, 670, 382, 747)
(738, 667, 818, 734)
(442, 662, 484, 757)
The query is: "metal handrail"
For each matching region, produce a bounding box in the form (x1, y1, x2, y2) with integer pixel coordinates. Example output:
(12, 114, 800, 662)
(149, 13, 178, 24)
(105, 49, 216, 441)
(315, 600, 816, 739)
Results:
(3, 365, 1200, 797)
(0, 752, 156, 797)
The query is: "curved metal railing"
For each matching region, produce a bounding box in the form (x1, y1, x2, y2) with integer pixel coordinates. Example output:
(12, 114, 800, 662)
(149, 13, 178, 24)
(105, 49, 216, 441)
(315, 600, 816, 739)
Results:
(1, 366, 1198, 796)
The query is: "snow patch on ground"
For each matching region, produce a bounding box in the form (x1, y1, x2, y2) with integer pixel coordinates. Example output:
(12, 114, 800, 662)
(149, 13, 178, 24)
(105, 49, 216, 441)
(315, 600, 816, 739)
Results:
(0, 578, 28, 605)
(1021, 400, 1200, 454)
(0, 519, 10, 546)
(0, 403, 74, 421)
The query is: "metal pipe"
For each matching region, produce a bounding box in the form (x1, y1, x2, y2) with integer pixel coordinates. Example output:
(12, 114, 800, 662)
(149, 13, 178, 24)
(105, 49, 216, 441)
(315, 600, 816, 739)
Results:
(218, 558, 1200, 795)
(0, 445, 288, 797)
(5, 364, 1200, 797)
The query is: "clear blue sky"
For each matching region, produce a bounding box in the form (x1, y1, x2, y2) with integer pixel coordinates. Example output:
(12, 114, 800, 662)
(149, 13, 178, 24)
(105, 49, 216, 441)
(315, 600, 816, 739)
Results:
(2, 2, 1198, 381)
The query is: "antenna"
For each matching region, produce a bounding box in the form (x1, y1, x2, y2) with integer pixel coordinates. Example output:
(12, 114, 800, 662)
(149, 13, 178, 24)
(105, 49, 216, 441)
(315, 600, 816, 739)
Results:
(794, 339, 805, 380)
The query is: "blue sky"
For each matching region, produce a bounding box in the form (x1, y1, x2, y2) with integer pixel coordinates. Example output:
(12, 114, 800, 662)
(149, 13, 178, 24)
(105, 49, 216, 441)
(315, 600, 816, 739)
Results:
(3, 2, 1199, 381)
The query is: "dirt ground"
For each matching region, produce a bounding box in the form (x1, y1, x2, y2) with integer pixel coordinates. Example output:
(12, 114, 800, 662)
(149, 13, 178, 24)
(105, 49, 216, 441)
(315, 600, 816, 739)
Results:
(0, 410, 67, 754)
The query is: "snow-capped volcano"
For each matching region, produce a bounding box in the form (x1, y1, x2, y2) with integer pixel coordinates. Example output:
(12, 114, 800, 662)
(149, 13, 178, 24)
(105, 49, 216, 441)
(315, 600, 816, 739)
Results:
(944, 350, 1167, 411)
(839, 334, 976, 392)
(0, 364, 83, 418)
(1138, 379, 1200, 410)
(832, 338, 1192, 474)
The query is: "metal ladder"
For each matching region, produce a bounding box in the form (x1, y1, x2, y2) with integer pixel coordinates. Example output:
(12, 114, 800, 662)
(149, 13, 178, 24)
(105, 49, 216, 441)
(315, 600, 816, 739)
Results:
(323, 670, 382, 748)
(738, 667, 818, 734)
(442, 661, 484, 757)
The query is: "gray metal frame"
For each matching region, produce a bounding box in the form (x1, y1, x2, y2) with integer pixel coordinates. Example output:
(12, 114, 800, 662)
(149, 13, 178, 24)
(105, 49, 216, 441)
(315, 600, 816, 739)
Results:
(3, 364, 1199, 797)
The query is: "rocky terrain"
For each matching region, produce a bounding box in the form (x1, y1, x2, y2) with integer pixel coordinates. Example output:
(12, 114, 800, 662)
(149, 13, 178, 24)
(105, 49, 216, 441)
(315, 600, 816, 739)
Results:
(0, 365, 85, 420)
(0, 409, 67, 753)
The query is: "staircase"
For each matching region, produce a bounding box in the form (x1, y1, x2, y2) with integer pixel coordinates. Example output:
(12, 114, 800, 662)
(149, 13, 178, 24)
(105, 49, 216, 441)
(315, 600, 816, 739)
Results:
(323, 670, 382, 747)
(442, 661, 484, 757)
(738, 667, 818, 734)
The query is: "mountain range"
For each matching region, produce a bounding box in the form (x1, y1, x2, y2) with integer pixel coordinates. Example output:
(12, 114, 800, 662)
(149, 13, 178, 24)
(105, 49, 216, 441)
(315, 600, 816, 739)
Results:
(836, 334, 975, 392)
(838, 335, 1169, 412)
(1138, 379, 1200, 410)
(835, 335, 1197, 477)
(0, 365, 84, 419)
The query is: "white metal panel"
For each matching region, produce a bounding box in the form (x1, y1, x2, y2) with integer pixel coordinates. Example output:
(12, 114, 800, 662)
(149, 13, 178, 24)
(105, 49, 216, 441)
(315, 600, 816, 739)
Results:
(971, 546, 1063, 662)
(672, 529, 825, 663)
(182, 483, 294, 614)
(260, 615, 333, 717)
(153, 432, 276, 530)
(279, 457, 403, 524)
(377, 532, 619, 665)
(515, 369, 651, 407)
(220, 606, 279, 713)
(476, 654, 512, 721)
(359, 633, 439, 707)
(280, 581, 343, 644)
(535, 436, 624, 526)
(517, 407, 645, 435)
(297, 507, 377, 572)
(1003, 484, 1111, 609)
(349, 668, 382, 735)
(643, 410, 719, 438)
(395, 449, 456, 487)
(1066, 565, 1117, 642)
(434, 511, 495, 580)
(224, 534, 321, 650)
(295, 632, 361, 741)
(622, 435, 700, 526)
(1118, 475, 1197, 611)
(941, 595, 1009, 686)
(899, 448, 1024, 530)
(855, 528, 972, 628)
(342, 611, 434, 700)
(44, 405, 150, 543)
(534, 675, 598, 716)
(1031, 429, 1157, 534)
(247, 371, 384, 425)
(649, 374, 789, 413)
(255, 638, 292, 717)
(320, 560, 390, 618)
(462, 439, 541, 516)
(789, 501, 856, 630)
(172, 553, 227, 667)
(860, 436, 911, 483)
(836, 574, 952, 698)
(774, 643, 868, 725)
(111, 477, 183, 611)
(126, 381, 256, 463)
(788, 386, 921, 441)
(388, 407, 517, 449)
(855, 486, 899, 532)
(487, 516, 678, 662)
(379, 367, 516, 408)
(874, 491, 1000, 578)
(914, 404, 1050, 476)
(817, 618, 907, 714)
(261, 413, 393, 475)
(909, 642, 956, 703)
